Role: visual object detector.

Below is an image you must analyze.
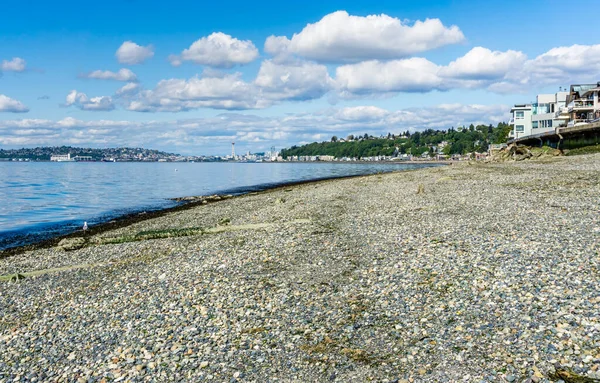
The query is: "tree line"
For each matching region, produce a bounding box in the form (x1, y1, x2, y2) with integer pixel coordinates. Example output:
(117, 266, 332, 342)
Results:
(281, 122, 512, 159)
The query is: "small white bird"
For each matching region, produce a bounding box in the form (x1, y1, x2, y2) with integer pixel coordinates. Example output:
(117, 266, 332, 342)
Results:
(83, 221, 88, 232)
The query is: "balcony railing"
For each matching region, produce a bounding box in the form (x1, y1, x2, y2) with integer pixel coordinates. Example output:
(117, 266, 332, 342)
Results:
(554, 107, 570, 118)
(568, 100, 594, 111)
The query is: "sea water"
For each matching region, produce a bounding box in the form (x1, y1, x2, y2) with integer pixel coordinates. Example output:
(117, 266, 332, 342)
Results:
(0, 161, 440, 249)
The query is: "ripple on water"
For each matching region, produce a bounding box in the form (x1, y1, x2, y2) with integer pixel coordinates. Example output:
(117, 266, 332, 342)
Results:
(0, 161, 442, 250)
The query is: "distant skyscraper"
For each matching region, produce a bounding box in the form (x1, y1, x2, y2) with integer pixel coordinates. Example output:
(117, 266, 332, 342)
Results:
(231, 142, 235, 158)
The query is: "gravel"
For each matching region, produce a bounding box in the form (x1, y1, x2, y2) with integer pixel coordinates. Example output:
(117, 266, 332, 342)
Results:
(1, 154, 599, 382)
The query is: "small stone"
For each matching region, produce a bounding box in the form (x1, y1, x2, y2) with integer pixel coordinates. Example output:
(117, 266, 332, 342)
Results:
(57, 237, 86, 251)
(200, 361, 209, 368)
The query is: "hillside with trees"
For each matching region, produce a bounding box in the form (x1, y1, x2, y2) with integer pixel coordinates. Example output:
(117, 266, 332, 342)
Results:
(281, 122, 512, 159)
(0, 146, 180, 161)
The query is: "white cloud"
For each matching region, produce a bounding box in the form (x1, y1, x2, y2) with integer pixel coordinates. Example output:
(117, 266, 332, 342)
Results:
(83, 68, 138, 82)
(336, 58, 444, 94)
(127, 72, 260, 112)
(335, 106, 389, 121)
(0, 103, 508, 152)
(53, 42, 600, 115)
(65, 90, 115, 111)
(264, 36, 292, 58)
(1, 57, 26, 72)
(254, 60, 334, 101)
(116, 82, 141, 96)
(126, 63, 334, 112)
(530, 44, 600, 73)
(171, 32, 259, 68)
(168, 54, 183, 67)
(439, 47, 527, 80)
(333, 44, 600, 96)
(116, 41, 154, 65)
(0, 94, 29, 113)
(266, 11, 464, 63)
(518, 44, 600, 86)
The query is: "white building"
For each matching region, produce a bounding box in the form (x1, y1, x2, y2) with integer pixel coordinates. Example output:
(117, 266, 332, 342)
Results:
(50, 153, 72, 162)
(509, 90, 569, 139)
(566, 83, 600, 126)
(531, 91, 569, 134)
(509, 104, 532, 139)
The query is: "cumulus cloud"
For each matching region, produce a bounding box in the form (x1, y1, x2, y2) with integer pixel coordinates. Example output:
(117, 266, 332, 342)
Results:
(170, 32, 259, 68)
(334, 44, 600, 96)
(335, 106, 389, 121)
(52, 42, 600, 114)
(0, 104, 508, 152)
(82, 68, 138, 82)
(116, 82, 141, 96)
(530, 44, 600, 73)
(116, 41, 154, 64)
(127, 72, 260, 112)
(254, 60, 334, 101)
(125, 61, 334, 112)
(0, 94, 29, 113)
(336, 58, 444, 94)
(439, 47, 527, 80)
(518, 44, 600, 86)
(65, 90, 115, 111)
(265, 11, 464, 63)
(264, 36, 293, 60)
(1, 57, 26, 72)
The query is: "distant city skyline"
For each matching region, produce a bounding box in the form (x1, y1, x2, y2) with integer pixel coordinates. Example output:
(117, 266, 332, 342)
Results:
(1, 0, 599, 155)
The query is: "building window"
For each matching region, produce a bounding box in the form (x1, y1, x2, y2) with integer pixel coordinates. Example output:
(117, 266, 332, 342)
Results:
(516, 125, 524, 132)
(532, 121, 538, 129)
(548, 120, 552, 127)
(516, 111, 524, 119)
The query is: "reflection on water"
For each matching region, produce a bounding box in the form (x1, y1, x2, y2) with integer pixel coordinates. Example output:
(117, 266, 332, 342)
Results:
(0, 161, 440, 249)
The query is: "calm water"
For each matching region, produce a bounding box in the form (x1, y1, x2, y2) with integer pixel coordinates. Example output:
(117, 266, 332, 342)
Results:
(0, 161, 439, 249)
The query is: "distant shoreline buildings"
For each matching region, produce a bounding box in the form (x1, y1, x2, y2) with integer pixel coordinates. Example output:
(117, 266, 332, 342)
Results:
(0, 146, 281, 163)
(50, 153, 72, 162)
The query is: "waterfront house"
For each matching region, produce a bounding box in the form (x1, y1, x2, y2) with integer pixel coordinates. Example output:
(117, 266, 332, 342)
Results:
(509, 104, 532, 139)
(531, 91, 569, 133)
(509, 90, 569, 140)
(566, 83, 600, 126)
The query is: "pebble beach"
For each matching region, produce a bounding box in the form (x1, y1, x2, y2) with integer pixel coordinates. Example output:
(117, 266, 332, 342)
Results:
(1, 154, 599, 382)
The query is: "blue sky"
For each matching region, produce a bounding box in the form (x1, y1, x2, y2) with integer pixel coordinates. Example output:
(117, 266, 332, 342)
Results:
(1, 0, 599, 155)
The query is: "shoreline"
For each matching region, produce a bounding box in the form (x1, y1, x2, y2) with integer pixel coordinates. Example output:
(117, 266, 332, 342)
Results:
(0, 163, 443, 258)
(2, 154, 599, 382)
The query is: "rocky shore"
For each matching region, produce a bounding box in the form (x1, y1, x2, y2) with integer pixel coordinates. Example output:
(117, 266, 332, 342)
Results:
(1, 154, 599, 382)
